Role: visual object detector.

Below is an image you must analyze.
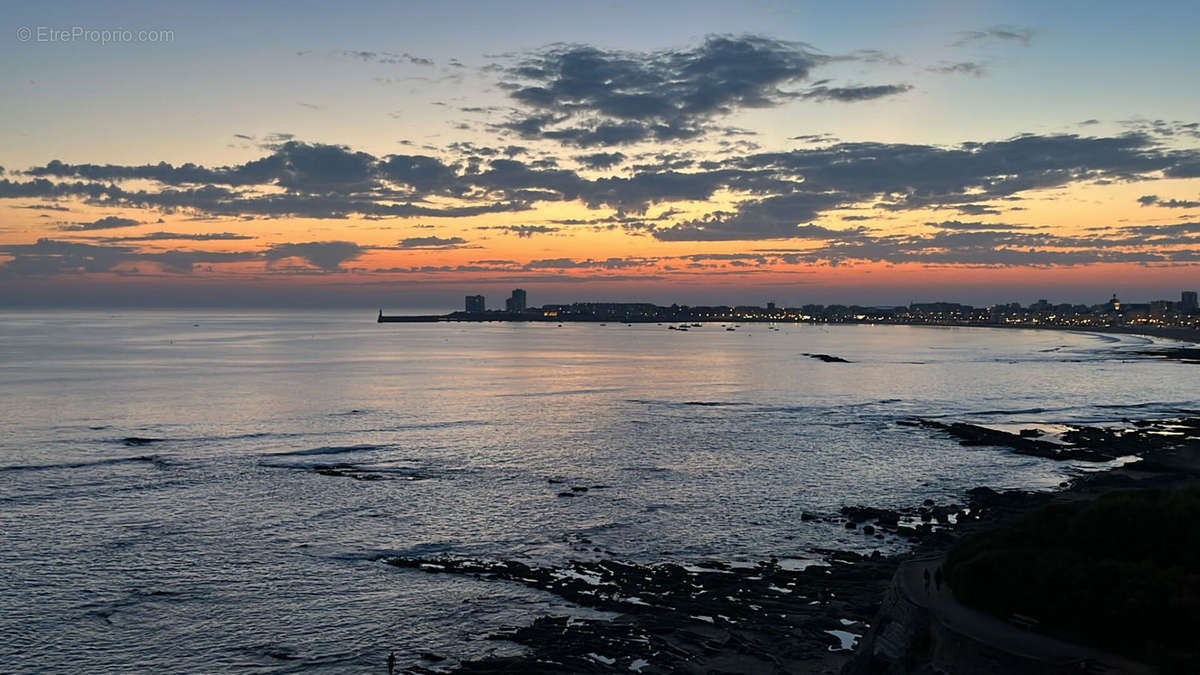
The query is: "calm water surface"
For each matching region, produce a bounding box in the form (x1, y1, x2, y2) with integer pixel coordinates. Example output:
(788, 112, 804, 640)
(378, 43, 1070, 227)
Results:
(1, 311, 1195, 672)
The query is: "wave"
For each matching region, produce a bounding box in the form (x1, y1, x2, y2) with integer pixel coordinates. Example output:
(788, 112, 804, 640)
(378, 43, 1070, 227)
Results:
(121, 420, 489, 447)
(926, 400, 1200, 421)
(958, 407, 1054, 417)
(1094, 401, 1200, 413)
(498, 388, 625, 398)
(0, 454, 162, 473)
(627, 399, 750, 407)
(114, 437, 165, 446)
(81, 588, 189, 625)
(1078, 332, 1123, 344)
(266, 444, 383, 457)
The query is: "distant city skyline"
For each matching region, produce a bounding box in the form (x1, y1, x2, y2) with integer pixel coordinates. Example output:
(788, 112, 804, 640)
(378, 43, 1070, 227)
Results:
(455, 288, 1200, 313)
(2, 1, 1200, 306)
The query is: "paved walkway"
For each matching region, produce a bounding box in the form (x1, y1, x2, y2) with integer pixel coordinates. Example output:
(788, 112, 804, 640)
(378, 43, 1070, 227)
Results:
(896, 555, 1154, 674)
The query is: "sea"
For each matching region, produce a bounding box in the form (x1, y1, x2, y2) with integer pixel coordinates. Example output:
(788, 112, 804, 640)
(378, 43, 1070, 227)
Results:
(1, 310, 1196, 672)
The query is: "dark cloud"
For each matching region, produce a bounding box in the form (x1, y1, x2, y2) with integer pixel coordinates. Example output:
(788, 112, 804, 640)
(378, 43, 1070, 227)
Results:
(926, 220, 1032, 231)
(574, 152, 627, 170)
(926, 62, 987, 76)
(396, 236, 470, 249)
(335, 50, 435, 66)
(8, 131, 1200, 238)
(58, 216, 141, 231)
(264, 241, 365, 270)
(372, 217, 1200, 271)
(94, 231, 255, 242)
(653, 193, 861, 240)
(953, 26, 1035, 47)
(0, 238, 258, 277)
(791, 133, 838, 144)
(1120, 119, 1200, 141)
(1138, 194, 1200, 208)
(260, 132, 296, 148)
(493, 35, 903, 147)
(11, 203, 70, 211)
(477, 225, 560, 238)
(137, 250, 261, 273)
(521, 256, 655, 270)
(758, 224, 1200, 267)
(728, 132, 1190, 211)
(1118, 221, 1200, 237)
(377, 153, 462, 194)
(0, 239, 130, 275)
(28, 141, 376, 192)
(521, 257, 592, 269)
(1165, 161, 1200, 178)
(0, 175, 528, 221)
(642, 130, 1195, 241)
(798, 84, 912, 102)
(952, 203, 1002, 216)
(629, 151, 695, 172)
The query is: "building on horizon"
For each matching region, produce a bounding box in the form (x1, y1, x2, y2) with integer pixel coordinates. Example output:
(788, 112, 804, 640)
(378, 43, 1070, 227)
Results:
(505, 288, 527, 313)
(465, 295, 485, 313)
(1183, 291, 1198, 311)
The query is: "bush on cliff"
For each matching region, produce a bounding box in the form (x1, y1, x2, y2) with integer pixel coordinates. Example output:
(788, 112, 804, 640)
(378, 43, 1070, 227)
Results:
(945, 488, 1200, 670)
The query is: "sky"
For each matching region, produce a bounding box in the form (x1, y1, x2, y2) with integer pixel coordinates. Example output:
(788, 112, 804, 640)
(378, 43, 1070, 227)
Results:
(2, 0, 1199, 309)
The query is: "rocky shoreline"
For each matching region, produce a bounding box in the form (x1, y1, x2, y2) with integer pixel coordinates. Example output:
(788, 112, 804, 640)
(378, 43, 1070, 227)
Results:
(380, 416, 1200, 674)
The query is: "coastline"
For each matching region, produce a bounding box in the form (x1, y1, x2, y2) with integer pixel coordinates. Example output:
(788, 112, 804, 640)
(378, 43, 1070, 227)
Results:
(845, 420, 1200, 674)
(376, 309, 1200, 348)
(922, 321, 1200, 347)
(386, 407, 1200, 673)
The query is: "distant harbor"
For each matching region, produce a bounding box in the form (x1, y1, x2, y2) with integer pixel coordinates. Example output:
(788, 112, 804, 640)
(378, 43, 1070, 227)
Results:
(379, 288, 1200, 339)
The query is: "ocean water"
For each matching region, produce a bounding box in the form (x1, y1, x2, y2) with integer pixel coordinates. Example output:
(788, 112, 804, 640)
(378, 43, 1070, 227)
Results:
(0, 311, 1195, 672)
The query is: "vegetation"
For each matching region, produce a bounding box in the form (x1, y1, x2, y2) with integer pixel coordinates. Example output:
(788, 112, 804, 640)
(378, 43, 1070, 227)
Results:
(945, 488, 1200, 671)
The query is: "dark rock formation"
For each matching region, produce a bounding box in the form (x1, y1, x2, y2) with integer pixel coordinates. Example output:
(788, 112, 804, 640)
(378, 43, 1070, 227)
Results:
(803, 353, 852, 363)
(380, 554, 899, 674)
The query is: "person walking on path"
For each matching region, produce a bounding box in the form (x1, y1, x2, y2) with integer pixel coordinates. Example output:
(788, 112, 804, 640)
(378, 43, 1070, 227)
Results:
(923, 568, 931, 592)
(934, 567, 944, 592)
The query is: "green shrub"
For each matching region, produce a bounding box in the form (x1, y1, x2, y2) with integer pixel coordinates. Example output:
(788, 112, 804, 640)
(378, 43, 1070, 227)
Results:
(945, 489, 1200, 670)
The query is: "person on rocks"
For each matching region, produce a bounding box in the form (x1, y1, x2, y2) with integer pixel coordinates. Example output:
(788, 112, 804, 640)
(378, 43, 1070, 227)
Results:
(387, 651, 396, 675)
